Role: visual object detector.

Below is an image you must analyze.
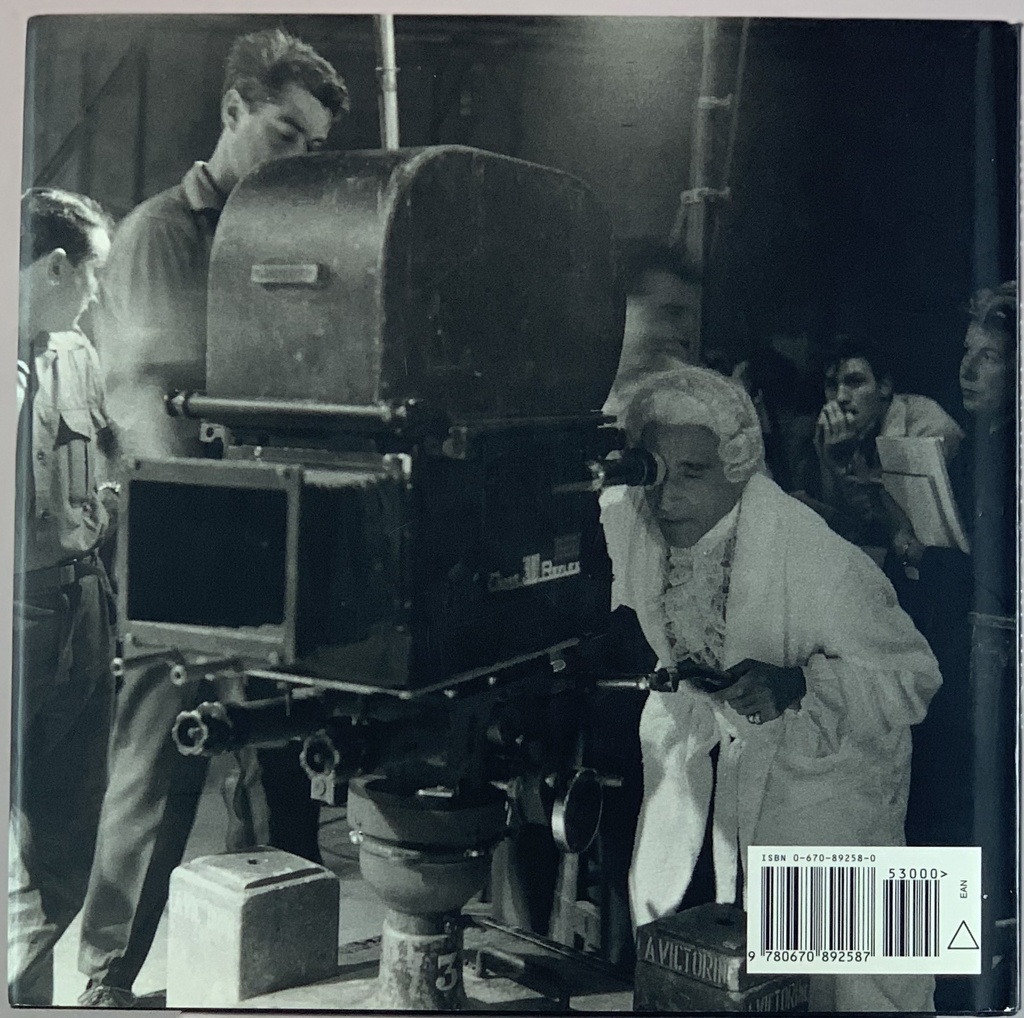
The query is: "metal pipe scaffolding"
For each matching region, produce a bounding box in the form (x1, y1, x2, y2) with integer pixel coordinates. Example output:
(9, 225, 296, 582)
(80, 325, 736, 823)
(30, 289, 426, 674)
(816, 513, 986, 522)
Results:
(374, 15, 400, 150)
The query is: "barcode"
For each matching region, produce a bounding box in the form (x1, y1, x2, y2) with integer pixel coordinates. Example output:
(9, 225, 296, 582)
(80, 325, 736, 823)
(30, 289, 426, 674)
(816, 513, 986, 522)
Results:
(883, 879, 940, 957)
(747, 847, 981, 975)
(760, 866, 876, 953)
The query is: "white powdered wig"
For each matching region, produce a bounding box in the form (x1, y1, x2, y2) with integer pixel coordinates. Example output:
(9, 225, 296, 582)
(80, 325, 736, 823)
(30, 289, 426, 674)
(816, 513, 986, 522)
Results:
(620, 365, 766, 483)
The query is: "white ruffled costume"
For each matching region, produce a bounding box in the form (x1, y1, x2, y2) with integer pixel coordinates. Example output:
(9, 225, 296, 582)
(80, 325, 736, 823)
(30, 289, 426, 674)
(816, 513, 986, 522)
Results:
(601, 367, 941, 1011)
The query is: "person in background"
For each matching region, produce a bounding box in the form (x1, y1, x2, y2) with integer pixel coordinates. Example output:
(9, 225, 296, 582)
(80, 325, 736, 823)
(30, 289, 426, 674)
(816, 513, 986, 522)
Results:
(601, 364, 941, 1012)
(603, 241, 702, 420)
(900, 283, 1017, 617)
(10, 188, 118, 1006)
(497, 241, 693, 956)
(729, 344, 819, 494)
(76, 29, 349, 1008)
(899, 281, 1017, 1012)
(588, 239, 701, 966)
(810, 335, 963, 562)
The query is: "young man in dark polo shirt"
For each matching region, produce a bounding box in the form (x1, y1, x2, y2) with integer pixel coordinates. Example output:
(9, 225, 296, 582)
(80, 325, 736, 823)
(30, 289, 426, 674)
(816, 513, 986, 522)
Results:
(77, 29, 349, 1007)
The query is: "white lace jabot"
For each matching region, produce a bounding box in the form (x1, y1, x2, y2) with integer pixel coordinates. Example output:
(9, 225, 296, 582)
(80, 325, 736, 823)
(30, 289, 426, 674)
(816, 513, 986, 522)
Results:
(660, 503, 739, 669)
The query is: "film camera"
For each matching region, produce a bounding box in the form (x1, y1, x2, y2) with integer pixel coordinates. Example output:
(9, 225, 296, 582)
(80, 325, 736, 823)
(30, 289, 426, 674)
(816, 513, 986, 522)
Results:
(115, 146, 663, 1007)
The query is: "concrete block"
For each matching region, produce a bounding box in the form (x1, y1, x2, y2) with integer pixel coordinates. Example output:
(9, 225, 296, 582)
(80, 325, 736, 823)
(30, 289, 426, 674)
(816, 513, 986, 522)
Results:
(166, 847, 340, 1007)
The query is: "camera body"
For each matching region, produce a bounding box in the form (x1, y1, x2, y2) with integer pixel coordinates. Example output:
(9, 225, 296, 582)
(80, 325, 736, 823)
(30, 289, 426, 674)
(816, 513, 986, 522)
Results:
(119, 146, 626, 692)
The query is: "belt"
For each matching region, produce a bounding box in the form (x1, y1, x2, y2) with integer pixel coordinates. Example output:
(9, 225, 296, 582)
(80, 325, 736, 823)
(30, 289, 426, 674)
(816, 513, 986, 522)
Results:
(18, 554, 101, 594)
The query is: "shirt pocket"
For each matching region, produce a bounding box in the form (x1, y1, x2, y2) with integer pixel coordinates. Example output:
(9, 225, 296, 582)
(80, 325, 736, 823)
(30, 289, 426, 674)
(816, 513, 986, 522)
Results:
(55, 408, 95, 504)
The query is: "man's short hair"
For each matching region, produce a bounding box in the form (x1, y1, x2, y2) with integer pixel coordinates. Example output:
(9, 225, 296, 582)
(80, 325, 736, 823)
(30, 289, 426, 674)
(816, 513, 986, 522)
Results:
(968, 280, 1018, 348)
(822, 333, 897, 388)
(20, 187, 112, 269)
(620, 240, 702, 297)
(224, 27, 350, 121)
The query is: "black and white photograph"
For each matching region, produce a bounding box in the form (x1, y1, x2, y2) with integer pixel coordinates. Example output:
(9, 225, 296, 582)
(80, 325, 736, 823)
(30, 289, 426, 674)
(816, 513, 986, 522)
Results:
(6, 4, 1021, 1014)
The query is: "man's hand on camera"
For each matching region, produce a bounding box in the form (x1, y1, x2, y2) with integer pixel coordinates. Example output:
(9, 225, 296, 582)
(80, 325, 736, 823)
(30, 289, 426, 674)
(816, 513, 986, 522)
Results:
(715, 659, 806, 724)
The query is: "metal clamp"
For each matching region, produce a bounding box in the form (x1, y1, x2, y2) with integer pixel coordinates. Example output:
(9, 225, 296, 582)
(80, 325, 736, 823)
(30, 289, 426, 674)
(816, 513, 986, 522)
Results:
(679, 185, 732, 206)
(697, 93, 733, 110)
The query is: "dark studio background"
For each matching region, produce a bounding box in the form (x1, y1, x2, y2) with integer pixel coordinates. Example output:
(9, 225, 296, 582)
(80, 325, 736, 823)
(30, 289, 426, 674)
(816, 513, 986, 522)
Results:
(22, 14, 1019, 419)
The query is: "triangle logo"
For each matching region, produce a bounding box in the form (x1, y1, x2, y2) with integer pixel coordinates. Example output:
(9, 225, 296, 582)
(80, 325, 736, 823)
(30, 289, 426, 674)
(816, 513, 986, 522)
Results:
(948, 921, 979, 950)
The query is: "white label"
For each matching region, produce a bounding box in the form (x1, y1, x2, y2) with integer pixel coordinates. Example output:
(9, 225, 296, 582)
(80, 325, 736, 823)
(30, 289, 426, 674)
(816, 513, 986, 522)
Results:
(435, 951, 459, 992)
(746, 846, 981, 974)
(487, 553, 581, 592)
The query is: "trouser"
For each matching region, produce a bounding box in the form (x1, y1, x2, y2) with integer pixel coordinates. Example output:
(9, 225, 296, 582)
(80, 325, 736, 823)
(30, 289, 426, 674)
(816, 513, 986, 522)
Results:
(8, 572, 115, 1006)
(76, 661, 322, 991)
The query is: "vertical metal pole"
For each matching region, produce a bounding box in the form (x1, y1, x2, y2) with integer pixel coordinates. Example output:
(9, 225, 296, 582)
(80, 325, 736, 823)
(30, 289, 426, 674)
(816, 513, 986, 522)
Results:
(971, 25, 999, 292)
(667, 17, 721, 364)
(374, 14, 400, 150)
(720, 19, 749, 196)
(681, 18, 719, 273)
(133, 44, 149, 205)
(708, 19, 750, 270)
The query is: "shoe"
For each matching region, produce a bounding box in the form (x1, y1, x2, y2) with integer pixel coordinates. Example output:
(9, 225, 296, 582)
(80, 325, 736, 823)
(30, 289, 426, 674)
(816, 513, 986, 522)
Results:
(78, 983, 138, 1008)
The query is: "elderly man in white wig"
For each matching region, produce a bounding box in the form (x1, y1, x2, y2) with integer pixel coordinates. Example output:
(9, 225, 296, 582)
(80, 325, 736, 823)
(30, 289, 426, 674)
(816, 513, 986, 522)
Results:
(601, 365, 941, 1012)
